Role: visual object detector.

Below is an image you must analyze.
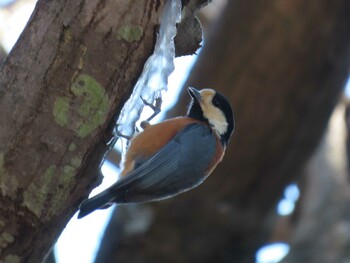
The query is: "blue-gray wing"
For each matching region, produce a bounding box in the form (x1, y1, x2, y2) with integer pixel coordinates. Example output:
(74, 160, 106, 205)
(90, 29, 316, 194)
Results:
(111, 123, 217, 203)
(78, 123, 217, 218)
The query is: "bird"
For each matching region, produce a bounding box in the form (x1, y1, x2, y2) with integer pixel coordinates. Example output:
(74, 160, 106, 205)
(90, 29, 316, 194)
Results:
(77, 87, 234, 219)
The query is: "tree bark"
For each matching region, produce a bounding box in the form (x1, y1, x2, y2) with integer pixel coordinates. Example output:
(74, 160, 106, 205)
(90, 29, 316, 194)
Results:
(99, 1, 350, 262)
(0, 0, 162, 262)
(0, 45, 6, 65)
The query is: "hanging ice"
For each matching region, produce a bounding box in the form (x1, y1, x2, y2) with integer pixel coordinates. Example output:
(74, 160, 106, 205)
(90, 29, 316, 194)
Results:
(115, 0, 182, 152)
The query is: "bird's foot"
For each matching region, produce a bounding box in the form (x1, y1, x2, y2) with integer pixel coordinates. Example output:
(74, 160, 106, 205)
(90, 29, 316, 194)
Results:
(114, 125, 132, 140)
(140, 96, 162, 123)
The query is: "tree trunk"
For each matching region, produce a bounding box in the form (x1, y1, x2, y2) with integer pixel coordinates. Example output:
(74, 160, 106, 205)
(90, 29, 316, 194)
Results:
(98, 1, 350, 262)
(281, 103, 350, 263)
(0, 45, 5, 65)
(0, 0, 162, 262)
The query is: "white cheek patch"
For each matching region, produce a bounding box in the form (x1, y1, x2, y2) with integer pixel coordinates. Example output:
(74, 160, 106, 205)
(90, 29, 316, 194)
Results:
(198, 90, 227, 135)
(202, 105, 228, 135)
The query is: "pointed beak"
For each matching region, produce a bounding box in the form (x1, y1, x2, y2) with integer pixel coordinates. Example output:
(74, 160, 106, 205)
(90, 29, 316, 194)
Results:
(188, 87, 202, 102)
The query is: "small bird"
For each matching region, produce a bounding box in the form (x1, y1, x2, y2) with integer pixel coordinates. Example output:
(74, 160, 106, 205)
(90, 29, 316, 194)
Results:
(78, 87, 234, 219)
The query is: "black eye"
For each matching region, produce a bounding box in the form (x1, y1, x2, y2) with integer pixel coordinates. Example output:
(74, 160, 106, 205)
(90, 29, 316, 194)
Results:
(212, 98, 220, 107)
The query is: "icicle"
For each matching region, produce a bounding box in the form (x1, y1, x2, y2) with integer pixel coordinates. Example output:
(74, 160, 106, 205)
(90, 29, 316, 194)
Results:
(115, 0, 182, 153)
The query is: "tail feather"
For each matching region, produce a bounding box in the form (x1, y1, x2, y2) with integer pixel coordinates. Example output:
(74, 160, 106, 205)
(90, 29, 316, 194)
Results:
(77, 190, 117, 219)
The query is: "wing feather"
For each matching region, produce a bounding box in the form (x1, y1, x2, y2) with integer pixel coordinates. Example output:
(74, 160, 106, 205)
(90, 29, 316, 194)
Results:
(112, 123, 216, 202)
(81, 122, 216, 213)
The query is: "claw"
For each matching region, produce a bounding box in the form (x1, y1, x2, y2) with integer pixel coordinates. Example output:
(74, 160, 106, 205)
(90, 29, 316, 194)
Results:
(140, 96, 162, 123)
(114, 125, 132, 140)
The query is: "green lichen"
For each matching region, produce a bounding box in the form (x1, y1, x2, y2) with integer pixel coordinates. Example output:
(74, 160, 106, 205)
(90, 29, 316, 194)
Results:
(68, 142, 77, 152)
(71, 74, 110, 138)
(52, 74, 110, 138)
(2, 254, 20, 263)
(78, 57, 84, 70)
(77, 45, 87, 70)
(63, 165, 75, 178)
(117, 25, 143, 42)
(22, 165, 57, 217)
(70, 157, 82, 168)
(2, 233, 14, 243)
(63, 28, 72, 43)
(0, 154, 19, 196)
(53, 97, 70, 126)
(181, 6, 187, 18)
(47, 164, 76, 212)
(23, 163, 79, 218)
(60, 165, 76, 189)
(0, 232, 14, 249)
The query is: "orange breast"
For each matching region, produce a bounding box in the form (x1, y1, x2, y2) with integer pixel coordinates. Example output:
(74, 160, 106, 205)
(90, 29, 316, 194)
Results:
(120, 117, 205, 177)
(207, 135, 225, 175)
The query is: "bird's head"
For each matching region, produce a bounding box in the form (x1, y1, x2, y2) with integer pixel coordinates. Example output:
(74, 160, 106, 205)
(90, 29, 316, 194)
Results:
(187, 87, 235, 145)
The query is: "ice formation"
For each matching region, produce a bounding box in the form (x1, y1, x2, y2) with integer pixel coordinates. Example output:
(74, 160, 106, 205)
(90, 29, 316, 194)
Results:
(115, 0, 182, 153)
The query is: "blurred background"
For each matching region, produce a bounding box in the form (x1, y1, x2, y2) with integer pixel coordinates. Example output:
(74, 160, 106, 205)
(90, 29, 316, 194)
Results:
(1, 0, 350, 262)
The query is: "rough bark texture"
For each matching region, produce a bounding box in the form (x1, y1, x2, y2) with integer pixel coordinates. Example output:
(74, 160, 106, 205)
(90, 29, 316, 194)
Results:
(0, 45, 6, 65)
(0, 0, 162, 262)
(97, 1, 350, 262)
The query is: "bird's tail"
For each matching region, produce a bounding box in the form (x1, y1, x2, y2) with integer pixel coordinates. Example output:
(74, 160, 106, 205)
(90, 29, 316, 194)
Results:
(77, 190, 118, 219)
